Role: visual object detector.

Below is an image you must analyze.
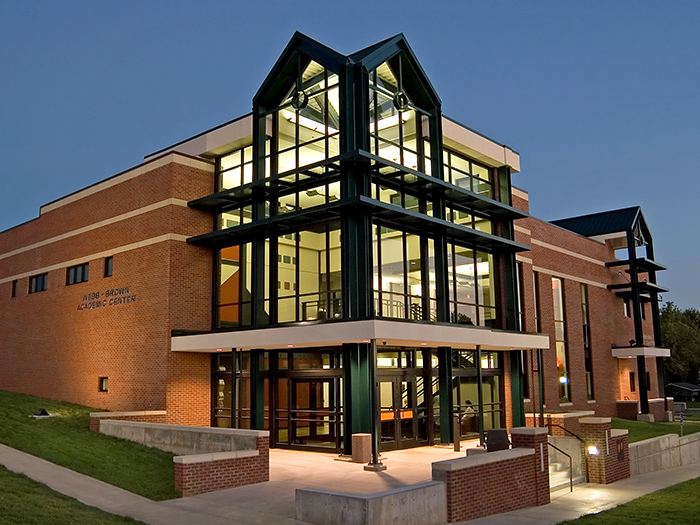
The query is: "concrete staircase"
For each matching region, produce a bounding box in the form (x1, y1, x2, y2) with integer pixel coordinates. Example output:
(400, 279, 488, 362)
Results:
(549, 456, 586, 492)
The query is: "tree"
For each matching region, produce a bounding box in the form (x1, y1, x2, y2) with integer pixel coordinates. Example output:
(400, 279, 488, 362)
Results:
(661, 302, 700, 383)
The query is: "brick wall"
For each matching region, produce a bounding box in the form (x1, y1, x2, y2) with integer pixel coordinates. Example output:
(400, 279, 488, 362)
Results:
(174, 435, 270, 497)
(166, 351, 211, 426)
(580, 417, 630, 484)
(516, 213, 663, 419)
(511, 427, 550, 506)
(433, 427, 549, 522)
(616, 401, 639, 420)
(0, 153, 214, 414)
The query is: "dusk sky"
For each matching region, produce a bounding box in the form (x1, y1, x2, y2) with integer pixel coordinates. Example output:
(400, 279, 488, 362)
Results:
(1, 1, 698, 308)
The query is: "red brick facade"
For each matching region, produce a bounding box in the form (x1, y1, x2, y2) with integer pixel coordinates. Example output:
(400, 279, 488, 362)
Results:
(579, 417, 630, 484)
(434, 427, 549, 523)
(514, 190, 663, 419)
(173, 435, 270, 497)
(0, 153, 214, 412)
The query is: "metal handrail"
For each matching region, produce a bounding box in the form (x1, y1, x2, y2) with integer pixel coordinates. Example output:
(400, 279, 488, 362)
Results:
(547, 441, 573, 493)
(546, 423, 585, 443)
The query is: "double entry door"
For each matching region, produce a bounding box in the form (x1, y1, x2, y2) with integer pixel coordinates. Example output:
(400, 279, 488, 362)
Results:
(378, 372, 429, 451)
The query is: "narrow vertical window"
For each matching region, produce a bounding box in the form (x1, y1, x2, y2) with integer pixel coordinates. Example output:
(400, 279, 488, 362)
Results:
(552, 277, 570, 402)
(581, 284, 594, 400)
(98, 377, 109, 392)
(533, 272, 541, 332)
(629, 371, 636, 392)
(104, 256, 113, 277)
(11, 279, 17, 298)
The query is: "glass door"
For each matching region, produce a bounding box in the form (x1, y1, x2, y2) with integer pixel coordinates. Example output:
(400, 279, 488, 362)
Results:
(379, 376, 420, 450)
(288, 377, 341, 449)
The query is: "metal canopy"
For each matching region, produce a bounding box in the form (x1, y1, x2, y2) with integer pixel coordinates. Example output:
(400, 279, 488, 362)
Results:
(187, 194, 530, 254)
(188, 150, 526, 223)
(606, 257, 667, 272)
(611, 346, 671, 358)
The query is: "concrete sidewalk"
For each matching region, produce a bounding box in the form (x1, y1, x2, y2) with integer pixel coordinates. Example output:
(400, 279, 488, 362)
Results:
(2, 442, 700, 524)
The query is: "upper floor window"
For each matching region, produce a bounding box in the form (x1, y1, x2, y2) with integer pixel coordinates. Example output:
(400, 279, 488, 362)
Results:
(66, 263, 89, 285)
(443, 149, 492, 198)
(11, 280, 17, 298)
(29, 273, 48, 294)
(104, 257, 113, 278)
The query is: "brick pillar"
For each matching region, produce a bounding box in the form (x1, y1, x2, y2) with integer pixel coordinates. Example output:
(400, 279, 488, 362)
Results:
(511, 427, 550, 505)
(580, 417, 630, 484)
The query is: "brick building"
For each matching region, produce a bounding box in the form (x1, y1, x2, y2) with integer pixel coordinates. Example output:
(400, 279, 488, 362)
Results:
(0, 33, 667, 454)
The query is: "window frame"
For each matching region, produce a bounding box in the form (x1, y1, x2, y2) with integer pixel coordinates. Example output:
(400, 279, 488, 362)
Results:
(29, 273, 48, 294)
(66, 263, 89, 286)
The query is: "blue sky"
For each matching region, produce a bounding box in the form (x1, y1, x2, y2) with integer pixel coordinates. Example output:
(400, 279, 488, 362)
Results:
(1, 1, 698, 307)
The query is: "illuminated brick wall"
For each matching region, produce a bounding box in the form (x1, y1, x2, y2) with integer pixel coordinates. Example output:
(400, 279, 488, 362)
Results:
(512, 190, 661, 418)
(0, 153, 214, 412)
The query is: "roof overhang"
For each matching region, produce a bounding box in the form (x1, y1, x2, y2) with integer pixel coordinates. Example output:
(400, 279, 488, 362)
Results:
(611, 346, 671, 358)
(171, 319, 549, 353)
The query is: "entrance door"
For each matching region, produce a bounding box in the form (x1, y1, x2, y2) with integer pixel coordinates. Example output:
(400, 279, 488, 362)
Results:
(288, 378, 339, 448)
(379, 376, 421, 450)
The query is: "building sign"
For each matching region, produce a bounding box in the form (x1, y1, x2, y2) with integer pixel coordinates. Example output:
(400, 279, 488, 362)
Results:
(77, 287, 137, 311)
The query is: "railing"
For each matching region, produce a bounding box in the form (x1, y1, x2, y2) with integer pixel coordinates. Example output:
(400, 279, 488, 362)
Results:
(547, 441, 573, 493)
(545, 423, 589, 485)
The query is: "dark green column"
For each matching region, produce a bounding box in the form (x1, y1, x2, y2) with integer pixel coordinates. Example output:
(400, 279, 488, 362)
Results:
(250, 349, 266, 430)
(510, 350, 525, 427)
(342, 343, 373, 454)
(476, 345, 485, 446)
(627, 229, 649, 414)
(438, 346, 453, 444)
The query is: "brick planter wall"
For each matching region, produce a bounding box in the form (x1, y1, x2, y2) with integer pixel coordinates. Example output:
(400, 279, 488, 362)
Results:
(89, 411, 167, 433)
(616, 401, 638, 420)
(580, 417, 630, 484)
(525, 411, 593, 437)
(511, 427, 550, 506)
(174, 435, 269, 496)
(433, 427, 549, 522)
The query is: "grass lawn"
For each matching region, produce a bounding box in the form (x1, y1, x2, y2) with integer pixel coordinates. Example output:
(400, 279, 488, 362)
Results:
(0, 465, 143, 524)
(561, 474, 700, 524)
(611, 417, 700, 443)
(0, 390, 178, 500)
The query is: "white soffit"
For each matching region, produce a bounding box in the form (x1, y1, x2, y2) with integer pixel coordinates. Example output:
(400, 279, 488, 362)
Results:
(441, 117, 520, 173)
(611, 346, 671, 358)
(171, 320, 550, 353)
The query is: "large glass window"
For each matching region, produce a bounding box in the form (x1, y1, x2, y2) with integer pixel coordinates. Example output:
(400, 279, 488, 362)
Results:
(372, 225, 435, 321)
(274, 61, 340, 177)
(552, 277, 570, 402)
(369, 61, 427, 173)
(272, 226, 341, 324)
(217, 244, 252, 328)
(447, 245, 497, 327)
(443, 149, 493, 198)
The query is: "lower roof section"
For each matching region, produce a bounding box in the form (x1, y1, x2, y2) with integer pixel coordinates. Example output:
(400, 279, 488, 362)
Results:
(171, 319, 550, 353)
(611, 346, 671, 359)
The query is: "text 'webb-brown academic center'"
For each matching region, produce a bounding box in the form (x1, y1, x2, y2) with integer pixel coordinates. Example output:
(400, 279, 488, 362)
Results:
(0, 33, 669, 455)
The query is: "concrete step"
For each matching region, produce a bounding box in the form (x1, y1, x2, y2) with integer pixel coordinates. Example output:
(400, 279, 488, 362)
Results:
(549, 461, 567, 474)
(550, 473, 587, 493)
